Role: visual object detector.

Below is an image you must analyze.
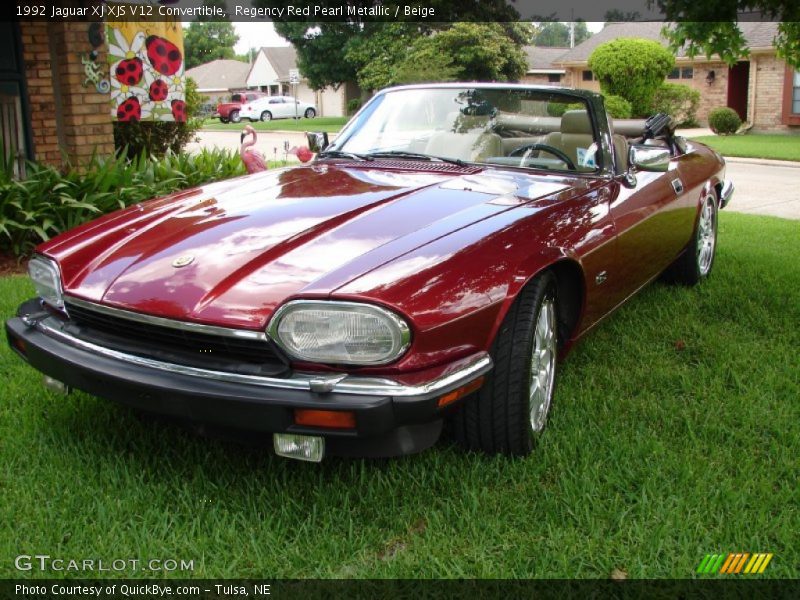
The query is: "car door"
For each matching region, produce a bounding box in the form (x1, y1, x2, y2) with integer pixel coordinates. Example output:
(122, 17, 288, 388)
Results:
(609, 159, 696, 295)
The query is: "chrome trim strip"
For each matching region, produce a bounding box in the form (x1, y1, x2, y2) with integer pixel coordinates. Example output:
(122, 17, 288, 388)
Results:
(720, 180, 734, 208)
(33, 317, 492, 398)
(64, 295, 269, 342)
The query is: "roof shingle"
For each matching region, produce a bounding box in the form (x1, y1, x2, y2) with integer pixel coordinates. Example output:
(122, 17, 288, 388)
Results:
(185, 59, 250, 91)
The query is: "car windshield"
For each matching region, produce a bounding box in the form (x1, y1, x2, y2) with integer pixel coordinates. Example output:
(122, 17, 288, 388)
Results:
(328, 87, 600, 173)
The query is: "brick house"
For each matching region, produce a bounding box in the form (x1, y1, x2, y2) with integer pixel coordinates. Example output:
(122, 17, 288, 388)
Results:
(2, 20, 115, 176)
(555, 22, 799, 132)
(521, 46, 569, 86)
(185, 59, 251, 105)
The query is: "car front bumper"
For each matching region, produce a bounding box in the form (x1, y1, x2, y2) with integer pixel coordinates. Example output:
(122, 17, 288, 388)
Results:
(6, 299, 492, 459)
(719, 179, 734, 209)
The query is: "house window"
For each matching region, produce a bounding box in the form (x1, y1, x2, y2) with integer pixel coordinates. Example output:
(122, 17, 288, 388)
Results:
(582, 70, 593, 81)
(548, 74, 561, 83)
(0, 23, 31, 178)
(681, 67, 694, 79)
(781, 65, 800, 125)
(667, 68, 680, 80)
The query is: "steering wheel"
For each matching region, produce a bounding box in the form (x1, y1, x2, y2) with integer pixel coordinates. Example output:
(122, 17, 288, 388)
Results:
(509, 143, 576, 170)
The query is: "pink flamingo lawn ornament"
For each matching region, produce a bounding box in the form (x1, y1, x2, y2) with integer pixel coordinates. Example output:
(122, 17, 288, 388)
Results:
(288, 145, 314, 163)
(239, 125, 267, 174)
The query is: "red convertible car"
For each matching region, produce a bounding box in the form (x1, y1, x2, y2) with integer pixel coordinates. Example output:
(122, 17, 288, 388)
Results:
(7, 84, 733, 462)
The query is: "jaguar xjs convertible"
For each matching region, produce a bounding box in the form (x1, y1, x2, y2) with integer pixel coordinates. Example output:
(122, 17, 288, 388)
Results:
(6, 84, 733, 461)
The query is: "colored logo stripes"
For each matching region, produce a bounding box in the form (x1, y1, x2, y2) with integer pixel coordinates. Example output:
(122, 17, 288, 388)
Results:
(697, 553, 773, 574)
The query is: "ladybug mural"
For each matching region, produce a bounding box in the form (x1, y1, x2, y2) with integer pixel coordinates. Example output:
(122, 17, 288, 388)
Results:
(145, 35, 183, 76)
(149, 80, 169, 102)
(171, 99, 186, 122)
(114, 58, 143, 86)
(117, 97, 141, 122)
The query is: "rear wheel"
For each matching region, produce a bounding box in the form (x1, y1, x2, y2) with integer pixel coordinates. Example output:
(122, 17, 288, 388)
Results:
(665, 190, 718, 286)
(305, 108, 316, 119)
(229, 110, 241, 124)
(453, 272, 559, 455)
(260, 111, 272, 122)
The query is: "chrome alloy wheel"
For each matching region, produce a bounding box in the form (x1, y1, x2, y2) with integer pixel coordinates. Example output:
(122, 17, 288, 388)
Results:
(697, 196, 717, 276)
(529, 295, 557, 432)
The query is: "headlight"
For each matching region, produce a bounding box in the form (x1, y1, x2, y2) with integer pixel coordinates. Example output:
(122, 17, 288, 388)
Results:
(28, 255, 65, 310)
(268, 301, 411, 365)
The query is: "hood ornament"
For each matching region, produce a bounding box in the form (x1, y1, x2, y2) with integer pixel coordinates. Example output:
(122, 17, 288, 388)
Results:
(172, 255, 195, 268)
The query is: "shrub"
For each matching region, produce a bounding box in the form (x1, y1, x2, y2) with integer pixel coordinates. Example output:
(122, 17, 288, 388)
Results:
(588, 38, 675, 117)
(602, 94, 632, 119)
(0, 148, 246, 256)
(650, 83, 700, 127)
(346, 98, 362, 115)
(114, 77, 205, 159)
(708, 107, 742, 135)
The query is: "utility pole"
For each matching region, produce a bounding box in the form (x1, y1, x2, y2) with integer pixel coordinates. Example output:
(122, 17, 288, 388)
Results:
(569, 22, 575, 48)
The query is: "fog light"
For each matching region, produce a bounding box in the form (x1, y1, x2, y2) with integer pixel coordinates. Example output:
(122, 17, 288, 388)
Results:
(43, 375, 70, 395)
(273, 433, 325, 462)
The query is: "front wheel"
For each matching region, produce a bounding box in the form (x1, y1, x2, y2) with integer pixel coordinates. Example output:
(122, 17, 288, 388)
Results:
(453, 272, 559, 455)
(665, 190, 718, 286)
(229, 110, 241, 124)
(304, 108, 316, 119)
(260, 111, 272, 122)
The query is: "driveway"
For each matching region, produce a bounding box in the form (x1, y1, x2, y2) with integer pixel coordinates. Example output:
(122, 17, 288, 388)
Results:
(723, 158, 800, 220)
(189, 130, 800, 220)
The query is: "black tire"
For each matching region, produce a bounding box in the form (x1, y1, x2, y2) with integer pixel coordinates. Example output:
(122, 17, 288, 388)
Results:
(305, 108, 316, 119)
(229, 110, 241, 124)
(219, 117, 229, 124)
(453, 272, 559, 456)
(664, 190, 718, 286)
(260, 111, 272, 122)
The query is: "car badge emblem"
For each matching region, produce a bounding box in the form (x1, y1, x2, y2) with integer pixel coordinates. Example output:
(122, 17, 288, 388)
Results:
(172, 255, 195, 268)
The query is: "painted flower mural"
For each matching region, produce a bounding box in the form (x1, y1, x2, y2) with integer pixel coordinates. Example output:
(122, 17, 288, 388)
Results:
(107, 21, 186, 122)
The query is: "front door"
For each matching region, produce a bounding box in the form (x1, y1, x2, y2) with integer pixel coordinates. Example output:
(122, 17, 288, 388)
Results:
(727, 61, 750, 121)
(0, 22, 33, 178)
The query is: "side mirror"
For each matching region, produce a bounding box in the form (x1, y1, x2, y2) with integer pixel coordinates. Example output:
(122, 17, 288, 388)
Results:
(306, 131, 329, 153)
(628, 144, 670, 172)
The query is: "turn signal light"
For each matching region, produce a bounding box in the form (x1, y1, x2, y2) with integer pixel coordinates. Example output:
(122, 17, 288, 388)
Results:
(437, 376, 485, 408)
(11, 336, 27, 355)
(294, 408, 356, 429)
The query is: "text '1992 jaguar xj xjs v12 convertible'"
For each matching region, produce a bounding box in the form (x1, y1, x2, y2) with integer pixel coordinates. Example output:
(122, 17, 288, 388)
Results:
(6, 84, 733, 462)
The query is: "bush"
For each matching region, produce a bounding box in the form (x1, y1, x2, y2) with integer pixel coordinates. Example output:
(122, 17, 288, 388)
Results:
(588, 38, 675, 117)
(602, 94, 632, 119)
(651, 83, 700, 127)
(708, 107, 742, 135)
(114, 77, 205, 159)
(346, 98, 362, 115)
(0, 148, 245, 256)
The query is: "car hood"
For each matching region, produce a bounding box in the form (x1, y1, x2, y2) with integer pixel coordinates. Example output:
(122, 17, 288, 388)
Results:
(43, 163, 576, 329)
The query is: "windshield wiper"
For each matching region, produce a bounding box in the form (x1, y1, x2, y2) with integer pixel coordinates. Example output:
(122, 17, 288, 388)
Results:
(317, 150, 373, 161)
(365, 151, 467, 167)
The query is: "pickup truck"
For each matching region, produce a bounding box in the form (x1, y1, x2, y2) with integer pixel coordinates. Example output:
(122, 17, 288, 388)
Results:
(216, 91, 266, 123)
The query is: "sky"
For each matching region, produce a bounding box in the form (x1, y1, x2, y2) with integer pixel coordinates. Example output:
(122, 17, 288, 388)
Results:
(230, 22, 606, 55)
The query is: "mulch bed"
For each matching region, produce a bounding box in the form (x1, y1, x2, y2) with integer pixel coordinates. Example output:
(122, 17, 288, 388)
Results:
(0, 252, 26, 276)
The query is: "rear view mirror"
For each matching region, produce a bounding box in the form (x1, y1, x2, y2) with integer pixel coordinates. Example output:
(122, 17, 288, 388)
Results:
(306, 132, 329, 153)
(629, 144, 670, 172)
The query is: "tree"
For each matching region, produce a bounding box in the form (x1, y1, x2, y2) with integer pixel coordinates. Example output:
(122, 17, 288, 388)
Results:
(588, 38, 675, 116)
(268, 0, 522, 90)
(603, 10, 641, 22)
(532, 21, 590, 47)
(183, 22, 239, 69)
(652, 1, 800, 68)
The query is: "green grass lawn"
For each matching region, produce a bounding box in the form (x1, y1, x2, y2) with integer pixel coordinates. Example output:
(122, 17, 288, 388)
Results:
(202, 116, 348, 134)
(692, 134, 800, 162)
(1, 212, 798, 579)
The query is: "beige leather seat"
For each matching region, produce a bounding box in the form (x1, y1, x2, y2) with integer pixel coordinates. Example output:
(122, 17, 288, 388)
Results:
(424, 131, 503, 162)
(612, 134, 629, 174)
(545, 110, 596, 168)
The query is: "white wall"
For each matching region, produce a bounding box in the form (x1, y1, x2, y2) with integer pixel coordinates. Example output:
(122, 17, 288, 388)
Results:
(246, 50, 280, 88)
